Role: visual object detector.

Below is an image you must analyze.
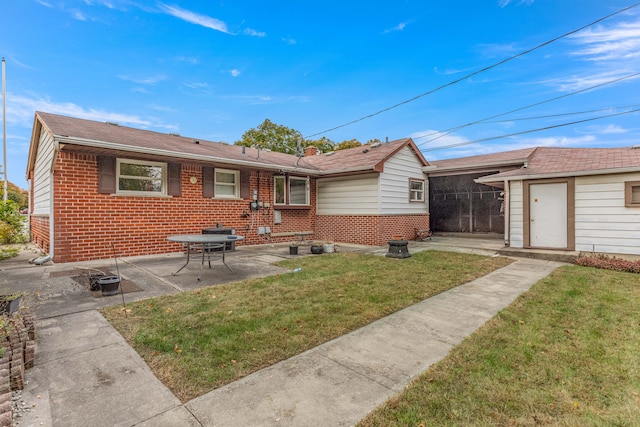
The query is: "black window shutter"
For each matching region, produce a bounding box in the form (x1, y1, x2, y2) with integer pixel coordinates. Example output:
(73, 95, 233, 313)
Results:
(167, 163, 182, 196)
(203, 167, 214, 198)
(98, 155, 116, 194)
(240, 170, 251, 199)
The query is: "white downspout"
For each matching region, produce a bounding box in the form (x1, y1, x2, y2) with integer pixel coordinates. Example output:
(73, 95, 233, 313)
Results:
(48, 141, 61, 260)
(504, 179, 510, 247)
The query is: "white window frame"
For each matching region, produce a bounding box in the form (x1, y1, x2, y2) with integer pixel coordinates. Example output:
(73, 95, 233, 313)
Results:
(289, 176, 310, 206)
(214, 168, 240, 199)
(274, 176, 287, 205)
(116, 158, 167, 196)
(409, 178, 425, 202)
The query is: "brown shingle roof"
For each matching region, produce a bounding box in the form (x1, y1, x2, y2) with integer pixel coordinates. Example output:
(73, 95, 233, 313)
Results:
(30, 112, 428, 176)
(477, 146, 640, 182)
(304, 138, 428, 173)
(428, 147, 536, 171)
(35, 111, 312, 171)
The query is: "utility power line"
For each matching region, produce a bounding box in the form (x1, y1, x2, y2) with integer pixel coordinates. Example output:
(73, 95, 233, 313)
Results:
(303, 2, 640, 139)
(422, 107, 640, 152)
(479, 104, 640, 124)
(413, 71, 640, 146)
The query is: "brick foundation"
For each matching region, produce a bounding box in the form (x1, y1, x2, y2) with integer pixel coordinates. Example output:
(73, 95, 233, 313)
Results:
(29, 215, 50, 255)
(315, 214, 430, 246)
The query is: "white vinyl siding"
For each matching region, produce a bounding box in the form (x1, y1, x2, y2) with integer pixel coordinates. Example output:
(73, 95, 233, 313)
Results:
(509, 181, 524, 248)
(32, 130, 55, 215)
(316, 174, 379, 215)
(575, 173, 640, 255)
(380, 147, 428, 215)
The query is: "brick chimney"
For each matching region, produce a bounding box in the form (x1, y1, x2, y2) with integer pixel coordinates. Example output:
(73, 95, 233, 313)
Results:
(304, 146, 318, 156)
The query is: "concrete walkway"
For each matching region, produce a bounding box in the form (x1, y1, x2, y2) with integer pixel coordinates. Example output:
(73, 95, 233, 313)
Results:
(2, 239, 563, 426)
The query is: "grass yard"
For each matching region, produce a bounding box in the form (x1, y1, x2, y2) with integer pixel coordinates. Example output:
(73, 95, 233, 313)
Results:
(359, 265, 640, 426)
(101, 250, 510, 402)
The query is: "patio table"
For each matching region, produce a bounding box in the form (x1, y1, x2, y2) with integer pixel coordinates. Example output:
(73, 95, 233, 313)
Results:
(167, 234, 245, 281)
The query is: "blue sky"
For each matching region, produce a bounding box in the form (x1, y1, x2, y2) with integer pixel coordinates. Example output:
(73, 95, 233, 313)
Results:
(2, 1, 640, 188)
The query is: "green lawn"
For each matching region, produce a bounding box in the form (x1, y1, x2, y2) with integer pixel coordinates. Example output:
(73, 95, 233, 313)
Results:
(359, 265, 640, 426)
(102, 250, 510, 402)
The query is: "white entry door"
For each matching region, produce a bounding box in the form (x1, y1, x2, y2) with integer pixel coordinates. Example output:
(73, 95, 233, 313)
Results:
(529, 182, 567, 248)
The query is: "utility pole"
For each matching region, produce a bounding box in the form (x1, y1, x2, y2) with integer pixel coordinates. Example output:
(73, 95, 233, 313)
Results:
(2, 57, 6, 203)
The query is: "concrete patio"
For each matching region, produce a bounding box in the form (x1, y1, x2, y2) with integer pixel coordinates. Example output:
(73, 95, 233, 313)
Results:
(0, 236, 565, 426)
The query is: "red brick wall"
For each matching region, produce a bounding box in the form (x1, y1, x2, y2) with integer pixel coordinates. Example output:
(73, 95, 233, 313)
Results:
(315, 214, 429, 246)
(30, 215, 50, 254)
(36, 151, 427, 262)
(48, 152, 318, 262)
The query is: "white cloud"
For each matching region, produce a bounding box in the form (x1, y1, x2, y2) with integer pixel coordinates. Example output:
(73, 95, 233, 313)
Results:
(70, 9, 88, 21)
(498, 0, 534, 8)
(579, 124, 627, 135)
(149, 103, 177, 113)
(540, 69, 640, 92)
(243, 28, 266, 37)
(598, 124, 626, 134)
(569, 19, 640, 62)
(118, 74, 167, 85)
(515, 135, 596, 148)
(83, 0, 116, 8)
(131, 87, 151, 94)
(282, 37, 296, 45)
(230, 69, 240, 77)
(383, 22, 409, 34)
(475, 42, 518, 58)
(175, 56, 200, 65)
(158, 3, 230, 34)
(410, 129, 471, 150)
(182, 81, 209, 89)
(6, 93, 164, 129)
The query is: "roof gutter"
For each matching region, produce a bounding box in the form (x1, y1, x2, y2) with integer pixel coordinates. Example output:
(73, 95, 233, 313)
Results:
(55, 135, 320, 175)
(476, 166, 640, 184)
(315, 165, 380, 176)
(424, 158, 529, 174)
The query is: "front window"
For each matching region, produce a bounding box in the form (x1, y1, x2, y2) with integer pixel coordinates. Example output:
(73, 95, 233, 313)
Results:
(117, 159, 166, 195)
(215, 169, 239, 198)
(289, 177, 309, 205)
(410, 178, 425, 202)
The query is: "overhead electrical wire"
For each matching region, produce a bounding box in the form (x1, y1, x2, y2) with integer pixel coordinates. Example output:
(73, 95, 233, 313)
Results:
(412, 71, 640, 146)
(303, 2, 640, 139)
(421, 107, 640, 152)
(479, 103, 640, 124)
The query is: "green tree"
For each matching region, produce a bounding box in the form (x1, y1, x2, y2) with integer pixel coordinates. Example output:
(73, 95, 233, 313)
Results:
(0, 168, 28, 209)
(235, 119, 305, 155)
(305, 136, 335, 154)
(0, 200, 25, 244)
(336, 139, 362, 150)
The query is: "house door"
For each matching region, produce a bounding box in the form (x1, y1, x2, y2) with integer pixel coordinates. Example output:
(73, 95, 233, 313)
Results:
(529, 182, 567, 248)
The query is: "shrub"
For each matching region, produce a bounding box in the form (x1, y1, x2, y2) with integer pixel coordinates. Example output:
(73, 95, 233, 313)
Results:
(0, 200, 26, 244)
(575, 253, 640, 274)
